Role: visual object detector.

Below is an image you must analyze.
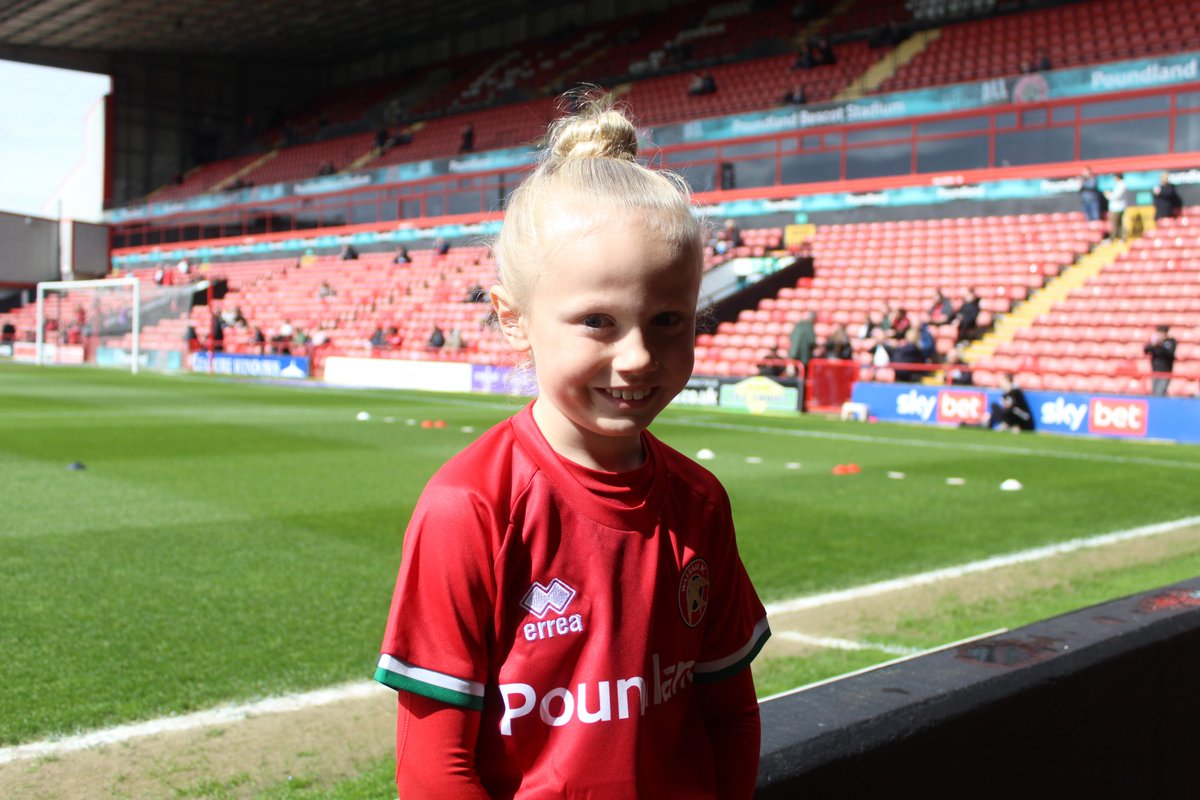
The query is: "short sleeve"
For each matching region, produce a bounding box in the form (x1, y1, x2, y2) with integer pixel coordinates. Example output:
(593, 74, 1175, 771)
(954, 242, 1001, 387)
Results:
(374, 480, 501, 710)
(692, 486, 770, 684)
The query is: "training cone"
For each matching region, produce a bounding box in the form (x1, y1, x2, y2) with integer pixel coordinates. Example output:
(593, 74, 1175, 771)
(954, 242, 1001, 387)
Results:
(832, 464, 849, 476)
(845, 463, 862, 474)
(421, 419, 433, 429)
(434, 420, 446, 429)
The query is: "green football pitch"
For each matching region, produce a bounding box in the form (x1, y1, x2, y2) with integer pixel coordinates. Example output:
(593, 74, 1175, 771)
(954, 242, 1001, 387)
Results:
(3, 362, 1200, 748)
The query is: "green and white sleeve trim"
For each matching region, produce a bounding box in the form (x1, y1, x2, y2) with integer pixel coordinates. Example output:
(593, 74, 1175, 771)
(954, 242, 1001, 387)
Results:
(693, 617, 771, 683)
(374, 654, 486, 711)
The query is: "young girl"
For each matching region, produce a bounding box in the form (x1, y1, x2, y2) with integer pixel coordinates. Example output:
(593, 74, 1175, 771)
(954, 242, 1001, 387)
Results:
(375, 99, 770, 799)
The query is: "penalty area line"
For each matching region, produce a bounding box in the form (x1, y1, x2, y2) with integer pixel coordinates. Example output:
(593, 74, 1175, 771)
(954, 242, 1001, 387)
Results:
(773, 631, 922, 656)
(0, 681, 390, 766)
(764, 514, 1200, 617)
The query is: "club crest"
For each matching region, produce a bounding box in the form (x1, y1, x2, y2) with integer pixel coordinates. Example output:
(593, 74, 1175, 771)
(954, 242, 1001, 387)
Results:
(678, 558, 710, 628)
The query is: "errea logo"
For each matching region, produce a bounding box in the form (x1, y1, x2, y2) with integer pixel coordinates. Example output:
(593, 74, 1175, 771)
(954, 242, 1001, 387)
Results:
(521, 579, 584, 643)
(521, 579, 576, 618)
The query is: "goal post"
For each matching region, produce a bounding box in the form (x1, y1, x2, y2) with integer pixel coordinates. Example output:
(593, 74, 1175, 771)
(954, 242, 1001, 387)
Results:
(34, 276, 212, 373)
(37, 277, 141, 372)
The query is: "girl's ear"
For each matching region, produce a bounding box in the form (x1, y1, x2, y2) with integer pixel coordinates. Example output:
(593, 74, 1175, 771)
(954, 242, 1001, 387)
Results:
(490, 286, 531, 352)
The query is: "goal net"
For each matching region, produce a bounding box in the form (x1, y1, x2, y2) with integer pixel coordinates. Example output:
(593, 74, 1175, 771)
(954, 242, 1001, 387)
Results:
(35, 277, 205, 373)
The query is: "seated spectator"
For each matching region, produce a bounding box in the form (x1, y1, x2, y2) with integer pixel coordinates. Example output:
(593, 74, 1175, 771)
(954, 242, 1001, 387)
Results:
(393, 245, 412, 264)
(869, 330, 892, 371)
(890, 307, 911, 340)
(858, 312, 882, 340)
(318, 280, 337, 298)
(317, 161, 335, 176)
(434, 237, 450, 256)
(1, 322, 15, 342)
(154, 266, 165, 285)
(891, 329, 925, 382)
(252, 327, 266, 354)
(184, 324, 201, 352)
(944, 346, 973, 386)
(989, 373, 1035, 432)
(953, 288, 981, 343)
(757, 347, 787, 377)
(446, 328, 465, 350)
(782, 83, 807, 105)
(465, 283, 488, 303)
(688, 72, 716, 96)
(792, 44, 813, 70)
(292, 327, 310, 348)
(712, 219, 742, 255)
(369, 327, 387, 348)
(928, 288, 954, 324)
(914, 313, 936, 362)
(813, 36, 835, 65)
(460, 122, 475, 153)
(823, 324, 853, 360)
(339, 244, 359, 261)
(386, 326, 403, 348)
(427, 325, 446, 349)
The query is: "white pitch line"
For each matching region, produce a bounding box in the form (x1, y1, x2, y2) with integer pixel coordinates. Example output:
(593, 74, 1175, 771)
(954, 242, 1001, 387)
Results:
(663, 416, 1200, 471)
(775, 631, 921, 656)
(5, 514, 1199, 765)
(0, 680, 389, 766)
(765, 514, 1200, 617)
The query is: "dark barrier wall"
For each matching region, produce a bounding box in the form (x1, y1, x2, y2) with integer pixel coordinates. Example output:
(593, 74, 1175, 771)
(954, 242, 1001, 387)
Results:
(0, 211, 58, 284)
(72, 221, 110, 279)
(756, 577, 1200, 797)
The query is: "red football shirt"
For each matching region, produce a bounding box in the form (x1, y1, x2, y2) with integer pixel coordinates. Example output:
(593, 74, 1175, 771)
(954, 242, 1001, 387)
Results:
(376, 402, 769, 799)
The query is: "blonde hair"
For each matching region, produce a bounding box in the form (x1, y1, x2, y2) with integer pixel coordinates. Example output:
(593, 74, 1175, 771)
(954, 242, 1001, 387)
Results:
(493, 95, 702, 306)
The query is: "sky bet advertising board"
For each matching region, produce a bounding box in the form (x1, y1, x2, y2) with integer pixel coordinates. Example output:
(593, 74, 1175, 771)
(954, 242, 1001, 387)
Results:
(851, 383, 1200, 444)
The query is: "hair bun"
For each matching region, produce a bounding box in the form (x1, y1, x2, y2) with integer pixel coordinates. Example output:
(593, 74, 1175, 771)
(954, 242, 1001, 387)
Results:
(550, 106, 639, 162)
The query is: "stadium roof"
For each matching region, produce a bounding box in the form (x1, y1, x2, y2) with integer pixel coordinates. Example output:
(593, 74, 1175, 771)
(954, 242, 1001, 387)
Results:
(0, 0, 530, 63)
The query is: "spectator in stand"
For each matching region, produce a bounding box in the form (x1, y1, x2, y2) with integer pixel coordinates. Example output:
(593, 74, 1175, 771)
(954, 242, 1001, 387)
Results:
(210, 313, 225, 352)
(273, 319, 294, 354)
(890, 307, 911, 340)
(859, 312, 883, 340)
(1079, 167, 1103, 222)
(1144, 325, 1177, 397)
(446, 328, 465, 350)
(393, 245, 412, 264)
(892, 329, 925, 383)
(317, 161, 335, 176)
(1106, 172, 1129, 241)
(154, 266, 165, 285)
(434, 237, 451, 256)
(712, 219, 741, 255)
(184, 324, 200, 352)
(177, 259, 191, 280)
(954, 288, 981, 343)
(319, 280, 337, 298)
(387, 326, 403, 348)
(427, 324, 446, 349)
(868, 330, 892, 378)
(823, 324, 853, 360)
(929, 288, 954, 324)
(914, 312, 936, 362)
(252, 327, 266, 354)
(781, 83, 806, 106)
(792, 41, 813, 70)
(339, 244, 359, 261)
(1, 322, 15, 342)
(292, 326, 310, 350)
(814, 36, 835, 65)
(465, 283, 488, 303)
(787, 311, 817, 369)
(757, 347, 786, 377)
(989, 373, 1035, 432)
(944, 346, 973, 386)
(459, 122, 475, 153)
(370, 326, 387, 348)
(688, 71, 716, 96)
(1152, 172, 1183, 221)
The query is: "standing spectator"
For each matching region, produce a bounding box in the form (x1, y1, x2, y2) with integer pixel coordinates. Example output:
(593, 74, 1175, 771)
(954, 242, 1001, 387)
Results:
(252, 327, 266, 354)
(989, 373, 1035, 432)
(1107, 172, 1129, 241)
(1079, 167, 1103, 222)
(1144, 325, 1177, 397)
(1152, 172, 1183, 221)
(787, 311, 817, 369)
